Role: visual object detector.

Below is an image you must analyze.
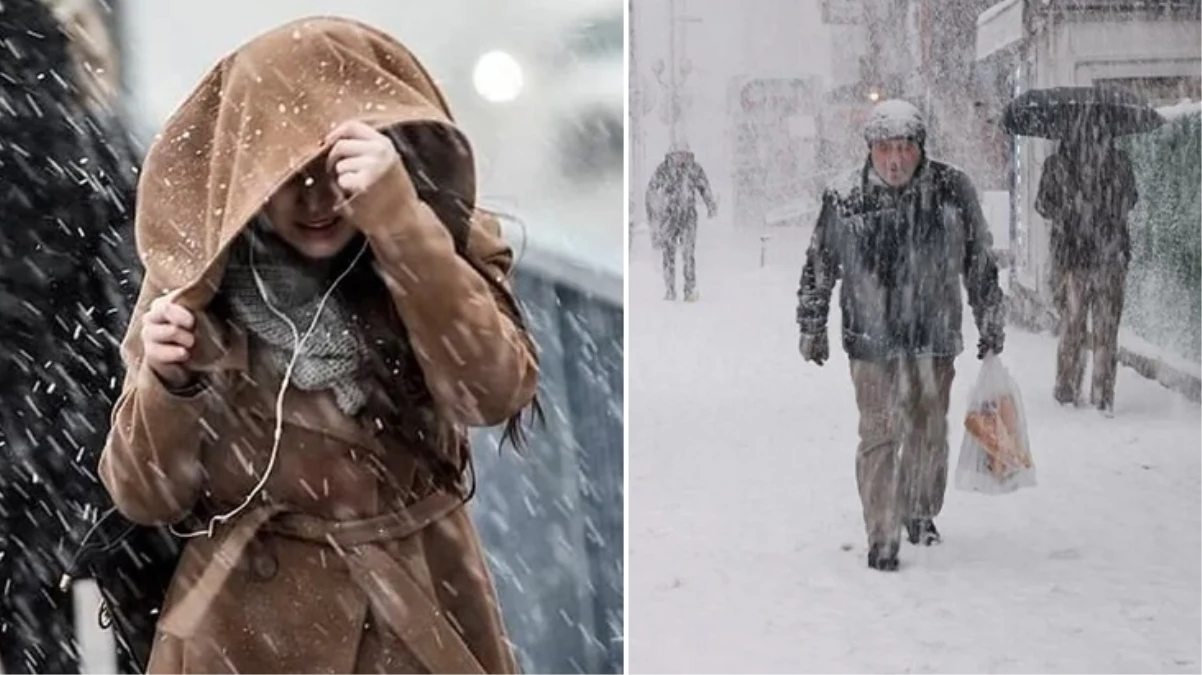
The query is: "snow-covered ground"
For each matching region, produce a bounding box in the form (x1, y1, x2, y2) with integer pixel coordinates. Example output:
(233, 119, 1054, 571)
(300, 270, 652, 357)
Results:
(628, 223, 1201, 673)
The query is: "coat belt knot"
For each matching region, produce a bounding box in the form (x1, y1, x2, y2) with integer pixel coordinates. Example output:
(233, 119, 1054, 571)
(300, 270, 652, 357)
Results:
(159, 491, 484, 674)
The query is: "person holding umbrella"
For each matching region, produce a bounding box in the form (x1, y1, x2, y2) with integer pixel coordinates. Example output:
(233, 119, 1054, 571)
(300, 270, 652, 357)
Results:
(1036, 125, 1138, 415)
(1004, 85, 1158, 416)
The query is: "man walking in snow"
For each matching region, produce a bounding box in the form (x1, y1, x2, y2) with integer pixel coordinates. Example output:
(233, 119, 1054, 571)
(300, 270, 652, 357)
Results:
(796, 100, 1005, 572)
(645, 144, 717, 301)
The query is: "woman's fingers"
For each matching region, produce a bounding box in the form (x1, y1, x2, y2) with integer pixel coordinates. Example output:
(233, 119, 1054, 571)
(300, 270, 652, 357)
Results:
(326, 120, 380, 144)
(142, 291, 197, 382)
(322, 121, 404, 198)
(146, 295, 195, 330)
(144, 322, 196, 349)
(326, 138, 378, 168)
(145, 343, 191, 365)
(334, 155, 376, 176)
(162, 303, 195, 330)
(336, 170, 371, 195)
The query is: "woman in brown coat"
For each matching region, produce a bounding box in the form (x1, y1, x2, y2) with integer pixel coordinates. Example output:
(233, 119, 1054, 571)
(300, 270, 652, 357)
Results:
(98, 16, 540, 674)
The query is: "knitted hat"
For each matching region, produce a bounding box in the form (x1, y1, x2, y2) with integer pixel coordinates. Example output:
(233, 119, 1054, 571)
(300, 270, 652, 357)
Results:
(864, 99, 926, 147)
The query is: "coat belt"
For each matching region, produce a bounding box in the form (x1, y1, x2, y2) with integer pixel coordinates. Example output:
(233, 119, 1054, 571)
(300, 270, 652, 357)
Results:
(158, 492, 484, 674)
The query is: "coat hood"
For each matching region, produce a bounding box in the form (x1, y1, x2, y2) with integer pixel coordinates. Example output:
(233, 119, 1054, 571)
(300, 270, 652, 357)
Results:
(135, 16, 475, 310)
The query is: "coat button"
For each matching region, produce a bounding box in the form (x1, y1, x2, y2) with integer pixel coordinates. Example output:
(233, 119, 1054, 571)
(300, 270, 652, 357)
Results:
(250, 551, 278, 582)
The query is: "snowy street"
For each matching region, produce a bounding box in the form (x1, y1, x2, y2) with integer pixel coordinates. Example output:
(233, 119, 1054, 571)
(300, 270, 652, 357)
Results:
(628, 224, 1201, 673)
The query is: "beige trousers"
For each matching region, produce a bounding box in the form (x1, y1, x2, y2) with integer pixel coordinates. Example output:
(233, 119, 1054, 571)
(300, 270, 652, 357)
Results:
(850, 357, 956, 544)
(1053, 263, 1127, 409)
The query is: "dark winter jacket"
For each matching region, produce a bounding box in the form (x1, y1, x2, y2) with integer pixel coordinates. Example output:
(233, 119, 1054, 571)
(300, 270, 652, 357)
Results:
(797, 158, 1005, 361)
(645, 150, 716, 231)
(0, 0, 139, 507)
(1035, 145, 1138, 271)
(0, 1, 140, 670)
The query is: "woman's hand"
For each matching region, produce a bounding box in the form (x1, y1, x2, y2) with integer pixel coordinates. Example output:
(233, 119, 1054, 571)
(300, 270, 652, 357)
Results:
(142, 290, 198, 390)
(324, 121, 413, 199)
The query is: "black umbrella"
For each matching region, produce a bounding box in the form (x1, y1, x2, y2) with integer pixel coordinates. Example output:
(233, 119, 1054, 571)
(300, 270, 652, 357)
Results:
(1001, 85, 1165, 139)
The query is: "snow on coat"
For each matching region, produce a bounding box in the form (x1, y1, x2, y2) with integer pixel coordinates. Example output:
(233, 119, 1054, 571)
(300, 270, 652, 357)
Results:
(1036, 143, 1139, 271)
(797, 158, 1005, 360)
(97, 16, 538, 674)
(645, 150, 717, 233)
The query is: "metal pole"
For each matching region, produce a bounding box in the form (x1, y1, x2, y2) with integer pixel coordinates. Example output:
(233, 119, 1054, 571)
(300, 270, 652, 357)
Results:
(629, 0, 638, 244)
(669, 0, 677, 147)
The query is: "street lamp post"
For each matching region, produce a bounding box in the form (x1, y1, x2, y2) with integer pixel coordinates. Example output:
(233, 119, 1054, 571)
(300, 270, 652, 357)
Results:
(629, 0, 659, 244)
(653, 0, 702, 149)
(631, 0, 704, 249)
(630, 71, 657, 242)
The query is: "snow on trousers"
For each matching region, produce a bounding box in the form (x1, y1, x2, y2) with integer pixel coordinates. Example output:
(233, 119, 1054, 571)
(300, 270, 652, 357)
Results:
(1053, 261, 1127, 408)
(850, 357, 955, 545)
(661, 220, 698, 297)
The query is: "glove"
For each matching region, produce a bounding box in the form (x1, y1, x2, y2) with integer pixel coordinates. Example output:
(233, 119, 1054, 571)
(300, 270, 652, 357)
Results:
(799, 333, 829, 366)
(977, 331, 1004, 360)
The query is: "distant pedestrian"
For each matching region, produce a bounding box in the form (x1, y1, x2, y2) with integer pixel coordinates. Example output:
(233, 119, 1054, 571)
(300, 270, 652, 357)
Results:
(645, 143, 717, 301)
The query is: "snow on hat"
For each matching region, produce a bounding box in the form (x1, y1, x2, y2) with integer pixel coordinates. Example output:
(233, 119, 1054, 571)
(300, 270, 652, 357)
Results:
(863, 99, 926, 146)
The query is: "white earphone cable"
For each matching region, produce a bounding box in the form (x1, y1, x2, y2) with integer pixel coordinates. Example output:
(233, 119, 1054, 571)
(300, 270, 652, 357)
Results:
(171, 237, 371, 539)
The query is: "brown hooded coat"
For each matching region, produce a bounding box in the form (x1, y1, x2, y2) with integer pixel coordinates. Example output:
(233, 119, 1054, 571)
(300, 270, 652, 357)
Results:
(98, 17, 537, 674)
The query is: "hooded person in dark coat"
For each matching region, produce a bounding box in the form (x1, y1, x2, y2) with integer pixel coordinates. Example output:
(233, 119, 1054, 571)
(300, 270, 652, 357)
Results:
(797, 100, 1005, 572)
(645, 145, 717, 302)
(0, 1, 140, 671)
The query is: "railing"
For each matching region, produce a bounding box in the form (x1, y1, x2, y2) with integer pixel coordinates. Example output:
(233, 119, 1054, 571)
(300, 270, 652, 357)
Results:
(468, 241, 624, 674)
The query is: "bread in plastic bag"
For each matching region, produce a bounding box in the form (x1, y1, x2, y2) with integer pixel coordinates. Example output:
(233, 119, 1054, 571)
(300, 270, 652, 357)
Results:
(955, 355, 1036, 494)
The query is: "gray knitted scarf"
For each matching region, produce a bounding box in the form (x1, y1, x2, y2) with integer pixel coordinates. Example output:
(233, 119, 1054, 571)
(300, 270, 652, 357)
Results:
(220, 221, 368, 415)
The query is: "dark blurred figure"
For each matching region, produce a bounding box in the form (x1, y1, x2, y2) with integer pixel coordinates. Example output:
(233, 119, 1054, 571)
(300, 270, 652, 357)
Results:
(645, 144, 717, 302)
(0, 0, 140, 672)
(1036, 127, 1138, 416)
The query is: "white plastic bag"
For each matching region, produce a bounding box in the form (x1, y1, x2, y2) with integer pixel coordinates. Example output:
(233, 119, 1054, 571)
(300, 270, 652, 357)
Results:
(954, 355, 1037, 495)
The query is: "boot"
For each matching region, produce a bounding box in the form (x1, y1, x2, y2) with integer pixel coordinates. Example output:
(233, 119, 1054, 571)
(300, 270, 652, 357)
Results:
(905, 518, 940, 546)
(867, 541, 900, 571)
(684, 290, 699, 302)
(1053, 386, 1076, 406)
(1091, 389, 1115, 418)
(664, 287, 676, 301)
